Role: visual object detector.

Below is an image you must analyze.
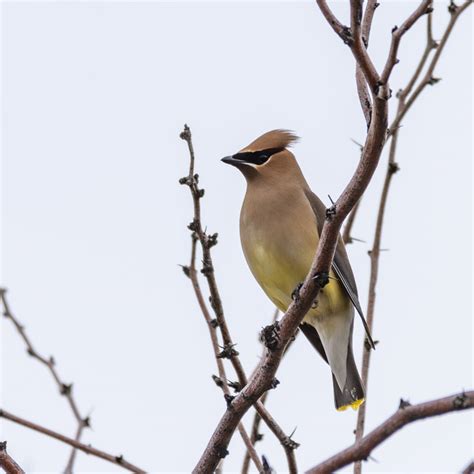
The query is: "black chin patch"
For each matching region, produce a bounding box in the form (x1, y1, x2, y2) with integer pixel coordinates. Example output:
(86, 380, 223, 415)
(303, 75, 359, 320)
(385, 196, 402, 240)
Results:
(232, 147, 284, 166)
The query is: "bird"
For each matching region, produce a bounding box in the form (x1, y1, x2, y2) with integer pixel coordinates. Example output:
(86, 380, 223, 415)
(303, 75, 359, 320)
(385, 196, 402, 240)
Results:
(221, 129, 373, 411)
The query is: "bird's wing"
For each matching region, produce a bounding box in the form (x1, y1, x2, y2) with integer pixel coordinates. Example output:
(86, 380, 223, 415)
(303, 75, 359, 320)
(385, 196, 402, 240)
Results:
(304, 190, 375, 349)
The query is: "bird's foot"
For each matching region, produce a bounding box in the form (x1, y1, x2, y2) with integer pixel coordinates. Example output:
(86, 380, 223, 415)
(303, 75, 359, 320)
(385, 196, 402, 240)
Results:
(291, 282, 304, 301)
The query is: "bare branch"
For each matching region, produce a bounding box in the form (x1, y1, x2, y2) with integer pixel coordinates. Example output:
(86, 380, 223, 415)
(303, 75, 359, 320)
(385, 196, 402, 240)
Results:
(180, 126, 297, 473)
(380, 0, 432, 85)
(315, 0, 380, 91)
(307, 391, 474, 473)
(353, 5, 472, 472)
(0, 409, 145, 473)
(183, 231, 263, 473)
(242, 310, 279, 474)
(0, 442, 24, 474)
(0, 288, 89, 472)
(389, 0, 472, 135)
(462, 460, 474, 474)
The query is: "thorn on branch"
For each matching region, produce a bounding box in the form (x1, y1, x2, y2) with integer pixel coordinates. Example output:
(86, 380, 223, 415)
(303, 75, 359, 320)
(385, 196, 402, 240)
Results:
(326, 205, 337, 220)
(197, 188, 205, 199)
(260, 321, 280, 351)
(217, 343, 239, 359)
(179, 124, 191, 141)
(215, 444, 229, 459)
(262, 455, 274, 473)
(82, 416, 91, 428)
(448, 0, 458, 14)
(428, 76, 441, 85)
(365, 338, 379, 351)
(212, 375, 224, 387)
(283, 433, 300, 450)
(207, 233, 218, 248)
(340, 26, 354, 46)
(453, 391, 468, 409)
(391, 25, 398, 33)
(60, 383, 72, 396)
(187, 219, 198, 232)
(228, 380, 241, 392)
(388, 162, 400, 174)
(425, 6, 434, 14)
(399, 398, 411, 409)
(256, 433, 264, 442)
(115, 455, 124, 465)
(201, 263, 213, 276)
(313, 272, 330, 289)
(291, 282, 303, 302)
(224, 393, 235, 408)
(270, 378, 280, 389)
(374, 2, 380, 8)
(180, 265, 191, 278)
(209, 318, 219, 328)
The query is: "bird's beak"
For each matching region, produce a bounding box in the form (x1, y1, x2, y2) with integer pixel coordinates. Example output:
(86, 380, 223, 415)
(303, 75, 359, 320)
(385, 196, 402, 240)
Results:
(221, 155, 241, 166)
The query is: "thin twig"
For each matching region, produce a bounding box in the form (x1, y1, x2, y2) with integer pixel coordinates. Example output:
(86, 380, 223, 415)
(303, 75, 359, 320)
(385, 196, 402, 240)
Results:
(0, 288, 89, 473)
(0, 442, 25, 474)
(307, 391, 474, 473)
(380, 0, 432, 85)
(389, 0, 472, 135)
(184, 235, 264, 473)
(353, 5, 472, 472)
(180, 126, 296, 472)
(0, 409, 145, 473)
(242, 310, 279, 474)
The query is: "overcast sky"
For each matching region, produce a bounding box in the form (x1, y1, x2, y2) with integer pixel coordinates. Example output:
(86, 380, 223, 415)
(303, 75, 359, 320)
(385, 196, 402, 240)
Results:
(1, 1, 472, 473)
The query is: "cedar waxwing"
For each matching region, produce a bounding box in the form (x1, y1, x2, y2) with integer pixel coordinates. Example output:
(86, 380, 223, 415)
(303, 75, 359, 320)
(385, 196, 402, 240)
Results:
(222, 130, 373, 411)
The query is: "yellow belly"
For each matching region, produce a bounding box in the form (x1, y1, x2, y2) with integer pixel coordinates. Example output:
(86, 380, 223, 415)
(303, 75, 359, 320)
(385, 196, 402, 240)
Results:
(244, 239, 349, 320)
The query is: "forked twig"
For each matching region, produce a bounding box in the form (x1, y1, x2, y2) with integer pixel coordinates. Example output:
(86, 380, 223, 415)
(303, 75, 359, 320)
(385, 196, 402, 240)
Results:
(0, 288, 89, 473)
(308, 391, 474, 473)
(0, 410, 145, 473)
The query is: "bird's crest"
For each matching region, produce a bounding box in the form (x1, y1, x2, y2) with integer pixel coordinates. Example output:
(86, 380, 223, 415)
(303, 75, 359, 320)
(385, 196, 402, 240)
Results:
(241, 129, 299, 153)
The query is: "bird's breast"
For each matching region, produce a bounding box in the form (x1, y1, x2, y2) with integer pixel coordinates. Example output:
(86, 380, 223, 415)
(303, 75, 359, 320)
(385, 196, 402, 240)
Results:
(239, 188, 349, 317)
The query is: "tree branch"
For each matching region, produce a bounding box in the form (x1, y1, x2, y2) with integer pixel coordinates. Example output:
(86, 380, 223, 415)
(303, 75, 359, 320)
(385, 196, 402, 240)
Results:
(182, 234, 263, 473)
(462, 460, 474, 474)
(0, 409, 145, 474)
(353, 5, 472, 472)
(389, 0, 472, 136)
(307, 391, 474, 473)
(179, 126, 297, 473)
(0, 288, 89, 473)
(0, 442, 24, 474)
(241, 310, 279, 474)
(380, 0, 432, 85)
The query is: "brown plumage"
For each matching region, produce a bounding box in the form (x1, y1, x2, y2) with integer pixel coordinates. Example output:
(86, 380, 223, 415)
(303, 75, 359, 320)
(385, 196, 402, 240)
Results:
(222, 129, 371, 411)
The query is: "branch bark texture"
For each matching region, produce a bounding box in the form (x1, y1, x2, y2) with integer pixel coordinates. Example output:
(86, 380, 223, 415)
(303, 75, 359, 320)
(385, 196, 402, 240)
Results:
(0, 410, 145, 474)
(307, 391, 474, 473)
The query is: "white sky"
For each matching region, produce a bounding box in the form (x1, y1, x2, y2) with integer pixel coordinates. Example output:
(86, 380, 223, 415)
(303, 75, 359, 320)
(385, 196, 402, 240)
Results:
(1, 1, 472, 473)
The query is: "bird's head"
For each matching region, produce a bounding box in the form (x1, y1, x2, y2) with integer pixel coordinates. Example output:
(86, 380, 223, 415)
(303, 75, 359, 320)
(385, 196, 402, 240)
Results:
(221, 129, 303, 183)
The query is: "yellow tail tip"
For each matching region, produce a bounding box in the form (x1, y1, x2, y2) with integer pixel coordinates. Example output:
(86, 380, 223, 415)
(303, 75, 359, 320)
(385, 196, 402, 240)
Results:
(337, 398, 365, 412)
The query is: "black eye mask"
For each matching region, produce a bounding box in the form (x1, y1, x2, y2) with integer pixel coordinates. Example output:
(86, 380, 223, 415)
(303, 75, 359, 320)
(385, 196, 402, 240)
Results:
(231, 147, 284, 166)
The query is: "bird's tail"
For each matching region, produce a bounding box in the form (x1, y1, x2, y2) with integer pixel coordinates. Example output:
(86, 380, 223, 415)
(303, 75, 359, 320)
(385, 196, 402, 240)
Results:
(300, 320, 365, 411)
(332, 345, 365, 411)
